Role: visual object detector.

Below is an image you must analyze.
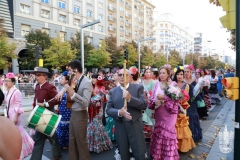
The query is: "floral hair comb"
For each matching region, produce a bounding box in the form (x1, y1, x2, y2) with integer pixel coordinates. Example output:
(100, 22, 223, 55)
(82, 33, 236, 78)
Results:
(6, 72, 15, 79)
(97, 76, 103, 81)
(164, 64, 172, 69)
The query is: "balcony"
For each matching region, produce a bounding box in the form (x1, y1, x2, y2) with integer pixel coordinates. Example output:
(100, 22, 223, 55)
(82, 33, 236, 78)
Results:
(125, 4, 131, 9)
(138, 10, 143, 15)
(108, 27, 115, 31)
(138, 19, 143, 23)
(108, 6, 116, 11)
(108, 16, 116, 21)
(74, 21, 80, 26)
(110, 0, 116, 2)
(125, 13, 131, 18)
(139, 27, 143, 31)
(120, 28, 124, 32)
(41, 14, 49, 19)
(20, 9, 30, 15)
(125, 23, 131, 27)
(125, 32, 131, 36)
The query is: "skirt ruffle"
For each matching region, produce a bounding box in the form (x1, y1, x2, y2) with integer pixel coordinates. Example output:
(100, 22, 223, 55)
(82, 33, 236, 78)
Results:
(150, 121, 179, 160)
(175, 114, 196, 152)
(87, 115, 113, 153)
(56, 122, 70, 147)
(17, 125, 34, 160)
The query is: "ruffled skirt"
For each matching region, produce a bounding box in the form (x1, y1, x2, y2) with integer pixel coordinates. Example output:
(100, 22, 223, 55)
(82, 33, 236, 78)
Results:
(105, 117, 116, 141)
(150, 121, 179, 160)
(56, 122, 70, 147)
(175, 113, 196, 152)
(188, 113, 203, 142)
(87, 115, 113, 153)
(17, 125, 34, 160)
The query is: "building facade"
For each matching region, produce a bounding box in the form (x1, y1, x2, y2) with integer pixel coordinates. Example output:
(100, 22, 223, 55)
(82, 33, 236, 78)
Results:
(106, 0, 155, 47)
(194, 32, 211, 55)
(152, 13, 194, 58)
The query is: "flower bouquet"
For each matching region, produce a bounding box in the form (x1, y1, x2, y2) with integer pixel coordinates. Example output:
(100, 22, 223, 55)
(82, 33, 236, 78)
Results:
(164, 81, 183, 100)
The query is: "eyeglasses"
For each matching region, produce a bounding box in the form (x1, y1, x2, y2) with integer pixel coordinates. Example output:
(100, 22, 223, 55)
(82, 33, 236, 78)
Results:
(35, 74, 45, 77)
(118, 74, 129, 77)
(4, 80, 12, 83)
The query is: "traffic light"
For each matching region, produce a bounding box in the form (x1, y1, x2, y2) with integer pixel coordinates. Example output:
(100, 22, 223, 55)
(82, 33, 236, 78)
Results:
(124, 49, 128, 62)
(219, 0, 236, 30)
(221, 77, 239, 100)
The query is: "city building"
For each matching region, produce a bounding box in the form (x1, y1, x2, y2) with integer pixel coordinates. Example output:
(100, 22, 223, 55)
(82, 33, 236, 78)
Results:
(194, 32, 211, 55)
(152, 13, 194, 59)
(106, 0, 155, 47)
(0, 0, 13, 37)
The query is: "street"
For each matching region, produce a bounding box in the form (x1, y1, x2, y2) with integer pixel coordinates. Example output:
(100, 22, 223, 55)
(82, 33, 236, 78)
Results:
(16, 97, 234, 160)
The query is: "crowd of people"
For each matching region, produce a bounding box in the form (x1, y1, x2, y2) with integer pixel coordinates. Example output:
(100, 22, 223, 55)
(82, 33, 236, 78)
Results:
(0, 62, 235, 160)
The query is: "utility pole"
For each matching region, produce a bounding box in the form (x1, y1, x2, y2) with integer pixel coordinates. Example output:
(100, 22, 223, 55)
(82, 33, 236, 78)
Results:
(234, 1, 240, 159)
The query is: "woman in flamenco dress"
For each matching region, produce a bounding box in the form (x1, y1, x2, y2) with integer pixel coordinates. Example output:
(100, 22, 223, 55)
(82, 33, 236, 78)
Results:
(87, 74, 113, 153)
(173, 67, 196, 152)
(148, 65, 179, 160)
(184, 65, 203, 142)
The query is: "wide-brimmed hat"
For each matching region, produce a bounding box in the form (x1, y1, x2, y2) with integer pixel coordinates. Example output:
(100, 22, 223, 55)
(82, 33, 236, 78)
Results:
(32, 67, 51, 75)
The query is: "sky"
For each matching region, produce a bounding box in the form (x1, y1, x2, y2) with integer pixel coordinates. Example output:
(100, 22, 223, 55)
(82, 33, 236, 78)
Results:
(152, 0, 235, 59)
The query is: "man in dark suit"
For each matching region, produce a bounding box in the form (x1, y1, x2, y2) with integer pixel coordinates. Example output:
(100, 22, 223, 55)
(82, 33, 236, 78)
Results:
(106, 69, 147, 160)
(63, 60, 92, 160)
(30, 67, 61, 160)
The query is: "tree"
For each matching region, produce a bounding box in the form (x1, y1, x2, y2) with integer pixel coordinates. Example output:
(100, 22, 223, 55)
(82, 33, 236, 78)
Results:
(42, 36, 77, 70)
(104, 36, 122, 68)
(209, 0, 220, 6)
(86, 40, 111, 68)
(69, 31, 94, 62)
(0, 18, 6, 36)
(118, 43, 138, 67)
(0, 34, 17, 69)
(18, 29, 51, 69)
(140, 46, 155, 68)
(152, 53, 167, 68)
(168, 50, 182, 68)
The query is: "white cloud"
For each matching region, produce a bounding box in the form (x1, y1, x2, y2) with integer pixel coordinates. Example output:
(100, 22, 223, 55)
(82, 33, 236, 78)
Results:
(152, 0, 235, 59)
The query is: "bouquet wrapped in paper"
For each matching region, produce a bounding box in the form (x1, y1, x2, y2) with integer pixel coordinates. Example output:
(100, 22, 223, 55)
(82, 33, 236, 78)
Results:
(164, 81, 183, 100)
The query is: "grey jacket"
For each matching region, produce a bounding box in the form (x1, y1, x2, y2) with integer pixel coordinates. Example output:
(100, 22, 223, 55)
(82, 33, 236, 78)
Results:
(106, 83, 147, 122)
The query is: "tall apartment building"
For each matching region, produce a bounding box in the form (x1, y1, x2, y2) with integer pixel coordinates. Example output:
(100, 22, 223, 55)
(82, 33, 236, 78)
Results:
(107, 0, 155, 47)
(0, 0, 14, 37)
(153, 13, 194, 57)
(10, 0, 107, 48)
(194, 32, 211, 55)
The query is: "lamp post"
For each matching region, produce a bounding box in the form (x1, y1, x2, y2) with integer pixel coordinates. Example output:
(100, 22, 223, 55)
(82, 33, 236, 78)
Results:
(138, 38, 156, 72)
(80, 20, 101, 72)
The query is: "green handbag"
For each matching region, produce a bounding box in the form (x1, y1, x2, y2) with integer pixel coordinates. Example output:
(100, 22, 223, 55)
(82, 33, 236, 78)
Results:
(197, 100, 205, 108)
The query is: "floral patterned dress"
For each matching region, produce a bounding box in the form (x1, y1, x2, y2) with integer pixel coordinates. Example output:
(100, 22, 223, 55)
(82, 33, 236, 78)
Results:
(56, 92, 71, 147)
(87, 86, 113, 153)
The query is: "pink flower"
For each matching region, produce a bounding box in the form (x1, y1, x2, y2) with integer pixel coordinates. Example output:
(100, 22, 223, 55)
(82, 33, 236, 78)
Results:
(97, 76, 103, 81)
(6, 72, 15, 79)
(130, 67, 138, 75)
(189, 64, 195, 70)
(172, 81, 177, 86)
(164, 64, 171, 69)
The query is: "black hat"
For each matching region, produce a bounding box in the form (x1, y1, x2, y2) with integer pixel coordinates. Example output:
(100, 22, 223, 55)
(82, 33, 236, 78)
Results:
(32, 67, 51, 75)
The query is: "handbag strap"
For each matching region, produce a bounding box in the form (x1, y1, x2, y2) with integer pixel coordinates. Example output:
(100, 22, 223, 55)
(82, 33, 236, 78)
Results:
(74, 75, 84, 92)
(7, 89, 17, 118)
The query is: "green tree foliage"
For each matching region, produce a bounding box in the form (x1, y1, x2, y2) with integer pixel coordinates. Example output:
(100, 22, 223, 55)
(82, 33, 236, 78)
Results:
(168, 50, 182, 68)
(0, 34, 17, 69)
(104, 36, 122, 68)
(42, 36, 77, 70)
(152, 53, 167, 68)
(69, 31, 94, 62)
(19, 29, 51, 69)
(86, 40, 111, 68)
(0, 18, 6, 36)
(118, 43, 138, 67)
(184, 53, 201, 67)
(140, 46, 155, 68)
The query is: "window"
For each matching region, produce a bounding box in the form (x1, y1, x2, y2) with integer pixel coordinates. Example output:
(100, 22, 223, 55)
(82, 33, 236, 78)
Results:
(98, 14, 103, 20)
(134, 14, 137, 18)
(120, 7, 124, 12)
(59, 32, 66, 41)
(120, 26, 124, 31)
(74, 6, 80, 13)
(74, 18, 80, 26)
(21, 24, 30, 36)
(41, 10, 50, 19)
(20, 4, 30, 15)
(87, 37, 93, 44)
(41, 0, 49, 4)
(120, 36, 124, 41)
(87, 10, 92, 17)
(120, 16, 124, 22)
(98, 26, 103, 32)
(87, 0, 92, 5)
(58, 1, 66, 9)
(98, 2, 103, 8)
(42, 28, 50, 35)
(160, 24, 163, 28)
(109, 24, 113, 30)
(59, 14, 66, 23)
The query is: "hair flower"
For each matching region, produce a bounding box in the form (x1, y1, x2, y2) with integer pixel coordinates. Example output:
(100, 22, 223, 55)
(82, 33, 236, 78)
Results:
(6, 72, 15, 79)
(130, 67, 138, 75)
(62, 71, 69, 76)
(196, 69, 201, 73)
(97, 76, 103, 81)
(189, 64, 195, 70)
(164, 64, 172, 69)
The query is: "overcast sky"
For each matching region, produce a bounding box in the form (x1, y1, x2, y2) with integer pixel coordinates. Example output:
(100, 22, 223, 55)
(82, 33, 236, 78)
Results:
(152, 0, 235, 59)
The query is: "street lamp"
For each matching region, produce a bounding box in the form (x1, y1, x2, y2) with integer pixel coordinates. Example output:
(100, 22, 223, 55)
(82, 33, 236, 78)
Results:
(80, 20, 101, 72)
(138, 38, 156, 72)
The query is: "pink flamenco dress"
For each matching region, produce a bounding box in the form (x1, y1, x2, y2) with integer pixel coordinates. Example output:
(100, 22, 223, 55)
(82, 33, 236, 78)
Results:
(4, 86, 34, 160)
(148, 82, 179, 160)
